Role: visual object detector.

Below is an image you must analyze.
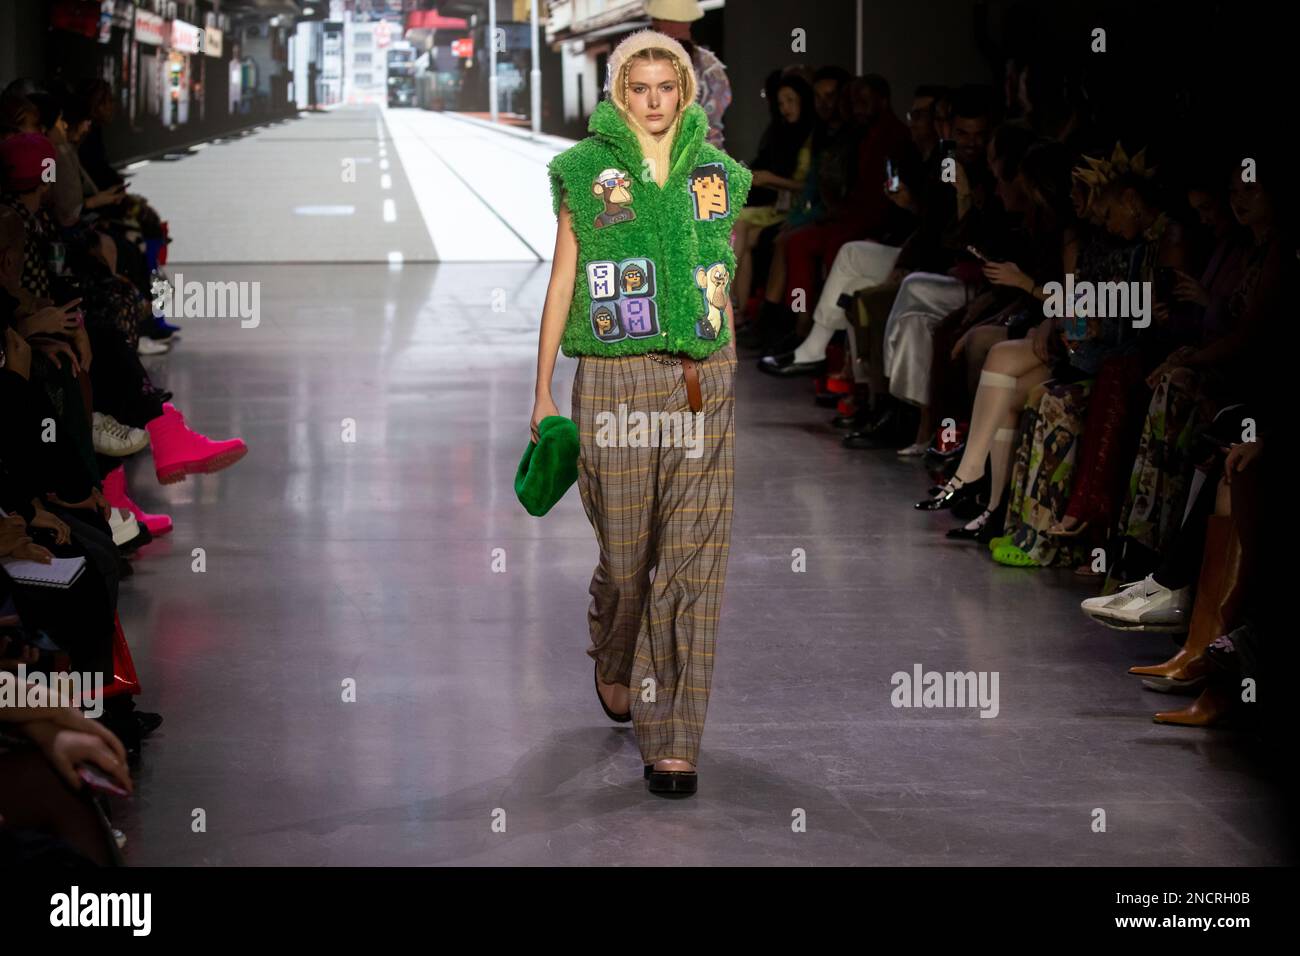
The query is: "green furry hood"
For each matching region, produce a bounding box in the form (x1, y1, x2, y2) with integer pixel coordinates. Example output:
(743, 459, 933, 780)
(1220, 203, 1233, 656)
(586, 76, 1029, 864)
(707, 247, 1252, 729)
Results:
(548, 100, 712, 217)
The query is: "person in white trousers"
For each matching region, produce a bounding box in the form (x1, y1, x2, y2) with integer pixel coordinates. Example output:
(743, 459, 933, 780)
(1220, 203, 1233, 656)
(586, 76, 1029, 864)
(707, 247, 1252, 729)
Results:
(756, 239, 903, 378)
(880, 271, 972, 454)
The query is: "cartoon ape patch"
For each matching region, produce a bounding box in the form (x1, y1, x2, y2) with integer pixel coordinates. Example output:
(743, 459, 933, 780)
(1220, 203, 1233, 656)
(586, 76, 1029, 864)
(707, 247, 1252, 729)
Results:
(592, 168, 636, 228)
(694, 261, 730, 340)
(688, 163, 730, 221)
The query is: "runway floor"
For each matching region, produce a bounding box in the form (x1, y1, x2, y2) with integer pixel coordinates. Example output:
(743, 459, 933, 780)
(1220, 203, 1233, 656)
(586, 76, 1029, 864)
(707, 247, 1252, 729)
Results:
(110, 109, 1290, 866)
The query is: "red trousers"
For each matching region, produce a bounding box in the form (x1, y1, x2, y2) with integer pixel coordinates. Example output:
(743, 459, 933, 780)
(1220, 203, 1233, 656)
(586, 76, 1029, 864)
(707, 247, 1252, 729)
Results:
(782, 219, 866, 310)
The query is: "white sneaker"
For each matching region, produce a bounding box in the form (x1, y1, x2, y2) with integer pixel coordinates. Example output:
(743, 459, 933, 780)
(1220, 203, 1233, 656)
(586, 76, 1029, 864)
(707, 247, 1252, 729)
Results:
(93, 412, 150, 456)
(896, 441, 929, 457)
(108, 507, 141, 547)
(1081, 575, 1191, 631)
(137, 336, 171, 355)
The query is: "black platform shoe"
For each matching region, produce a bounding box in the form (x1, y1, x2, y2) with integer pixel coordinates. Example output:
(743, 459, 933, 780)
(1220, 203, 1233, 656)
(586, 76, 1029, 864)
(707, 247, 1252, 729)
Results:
(645, 762, 698, 796)
(757, 352, 826, 377)
(916, 474, 981, 511)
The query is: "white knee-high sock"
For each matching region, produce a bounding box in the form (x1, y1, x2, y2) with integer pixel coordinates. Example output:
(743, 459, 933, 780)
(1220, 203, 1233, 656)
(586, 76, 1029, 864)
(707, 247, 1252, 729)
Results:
(792, 319, 836, 363)
(986, 427, 1018, 511)
(955, 370, 1017, 484)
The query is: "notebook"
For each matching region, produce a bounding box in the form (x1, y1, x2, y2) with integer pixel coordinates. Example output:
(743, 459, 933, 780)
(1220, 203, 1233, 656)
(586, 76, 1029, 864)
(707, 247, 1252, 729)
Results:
(0, 555, 86, 589)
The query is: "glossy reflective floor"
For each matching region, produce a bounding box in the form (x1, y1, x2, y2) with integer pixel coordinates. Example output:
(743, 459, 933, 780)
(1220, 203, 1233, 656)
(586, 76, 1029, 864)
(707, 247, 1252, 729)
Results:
(111, 113, 1291, 866)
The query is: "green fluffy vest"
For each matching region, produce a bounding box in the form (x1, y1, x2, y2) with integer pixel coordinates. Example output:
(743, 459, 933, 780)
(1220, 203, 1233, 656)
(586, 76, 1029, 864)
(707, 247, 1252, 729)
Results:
(547, 100, 752, 359)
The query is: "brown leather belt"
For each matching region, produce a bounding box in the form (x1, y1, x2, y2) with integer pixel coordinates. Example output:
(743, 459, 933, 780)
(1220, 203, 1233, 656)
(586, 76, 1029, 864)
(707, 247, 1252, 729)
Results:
(646, 351, 703, 412)
(681, 356, 702, 412)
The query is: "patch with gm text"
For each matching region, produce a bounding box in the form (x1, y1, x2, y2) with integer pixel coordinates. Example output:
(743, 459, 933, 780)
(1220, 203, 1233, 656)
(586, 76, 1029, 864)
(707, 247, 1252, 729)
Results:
(587, 258, 660, 342)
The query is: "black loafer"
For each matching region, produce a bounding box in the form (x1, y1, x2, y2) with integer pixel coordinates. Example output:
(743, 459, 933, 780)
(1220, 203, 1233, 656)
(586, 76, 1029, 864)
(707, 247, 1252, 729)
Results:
(757, 353, 825, 377)
(595, 664, 631, 723)
(646, 765, 698, 796)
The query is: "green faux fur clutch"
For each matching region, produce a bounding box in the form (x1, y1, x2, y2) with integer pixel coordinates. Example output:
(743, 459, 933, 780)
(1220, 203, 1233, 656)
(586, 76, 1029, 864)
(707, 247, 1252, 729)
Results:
(514, 415, 580, 516)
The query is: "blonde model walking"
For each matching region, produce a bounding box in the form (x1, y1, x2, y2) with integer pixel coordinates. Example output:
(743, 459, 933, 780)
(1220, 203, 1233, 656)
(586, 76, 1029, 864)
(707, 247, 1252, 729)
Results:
(530, 30, 751, 796)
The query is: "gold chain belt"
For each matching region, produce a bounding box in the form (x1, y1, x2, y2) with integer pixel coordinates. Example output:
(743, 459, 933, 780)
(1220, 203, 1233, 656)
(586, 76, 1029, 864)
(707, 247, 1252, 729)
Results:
(644, 351, 682, 366)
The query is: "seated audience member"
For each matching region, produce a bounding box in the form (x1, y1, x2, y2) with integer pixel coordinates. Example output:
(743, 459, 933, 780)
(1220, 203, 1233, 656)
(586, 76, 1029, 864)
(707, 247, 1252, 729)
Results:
(1085, 428, 1262, 726)
(778, 76, 910, 333)
(864, 95, 1012, 453)
(889, 122, 1044, 455)
(950, 153, 1144, 551)
(748, 74, 906, 351)
(758, 84, 953, 378)
(1098, 162, 1284, 589)
(1047, 158, 1250, 547)
(915, 140, 1078, 511)
(732, 72, 815, 313)
(0, 673, 131, 865)
(0, 136, 249, 534)
(736, 65, 848, 339)
(906, 85, 947, 163)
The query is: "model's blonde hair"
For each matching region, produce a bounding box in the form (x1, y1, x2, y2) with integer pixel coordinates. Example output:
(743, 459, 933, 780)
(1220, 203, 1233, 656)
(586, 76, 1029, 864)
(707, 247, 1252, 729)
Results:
(617, 47, 691, 113)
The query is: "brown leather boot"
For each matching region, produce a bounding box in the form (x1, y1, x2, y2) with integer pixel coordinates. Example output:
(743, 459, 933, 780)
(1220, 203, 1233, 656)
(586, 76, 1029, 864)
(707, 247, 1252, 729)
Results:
(1130, 514, 1243, 691)
(1153, 683, 1232, 726)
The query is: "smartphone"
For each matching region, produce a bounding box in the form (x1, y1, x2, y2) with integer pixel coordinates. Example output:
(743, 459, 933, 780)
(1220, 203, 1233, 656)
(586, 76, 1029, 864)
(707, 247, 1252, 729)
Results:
(78, 763, 130, 798)
(966, 244, 988, 262)
(1062, 315, 1088, 342)
(1063, 287, 1089, 341)
(885, 159, 900, 194)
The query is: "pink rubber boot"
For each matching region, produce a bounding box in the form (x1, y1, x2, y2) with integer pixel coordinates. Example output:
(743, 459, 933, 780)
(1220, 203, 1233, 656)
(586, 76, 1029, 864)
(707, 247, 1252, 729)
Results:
(102, 464, 173, 535)
(146, 403, 248, 485)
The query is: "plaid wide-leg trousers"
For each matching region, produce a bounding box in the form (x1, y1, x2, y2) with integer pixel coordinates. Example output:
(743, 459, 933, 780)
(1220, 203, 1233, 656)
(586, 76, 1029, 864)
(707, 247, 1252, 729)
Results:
(570, 343, 738, 767)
